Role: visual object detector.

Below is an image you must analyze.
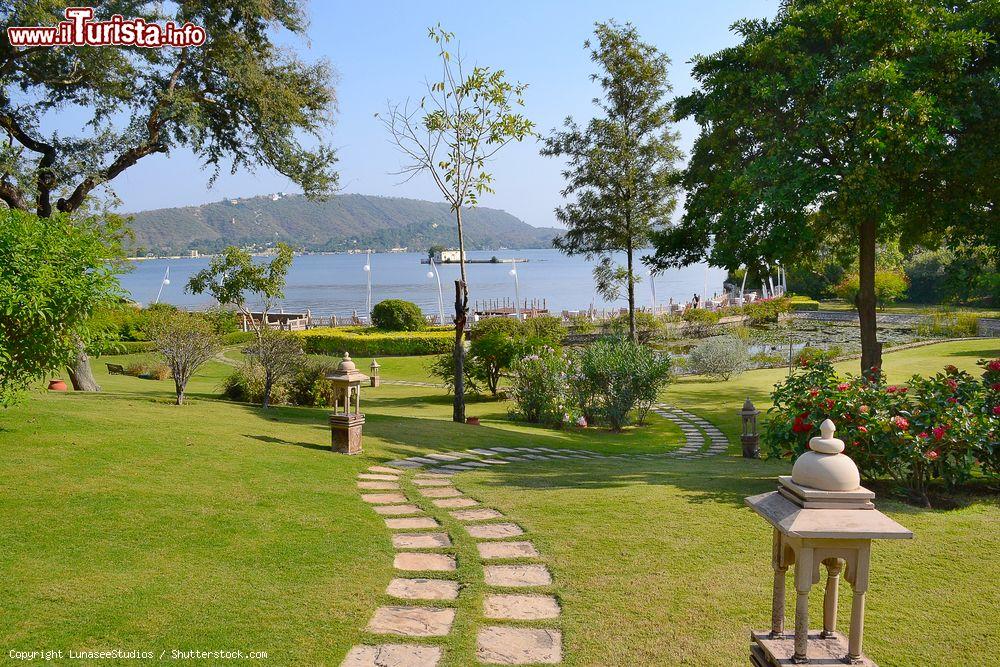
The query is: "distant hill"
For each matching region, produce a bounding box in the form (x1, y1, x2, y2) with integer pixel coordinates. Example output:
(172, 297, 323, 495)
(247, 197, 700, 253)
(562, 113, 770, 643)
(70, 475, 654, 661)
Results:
(122, 193, 560, 256)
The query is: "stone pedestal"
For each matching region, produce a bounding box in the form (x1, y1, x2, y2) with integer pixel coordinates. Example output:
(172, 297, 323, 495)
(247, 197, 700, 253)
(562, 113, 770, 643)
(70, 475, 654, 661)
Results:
(751, 631, 876, 667)
(742, 434, 760, 459)
(330, 413, 365, 454)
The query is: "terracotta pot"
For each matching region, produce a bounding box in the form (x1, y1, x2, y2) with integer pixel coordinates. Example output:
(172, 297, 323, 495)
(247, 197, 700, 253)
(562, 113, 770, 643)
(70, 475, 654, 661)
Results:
(466, 417, 480, 426)
(48, 379, 68, 391)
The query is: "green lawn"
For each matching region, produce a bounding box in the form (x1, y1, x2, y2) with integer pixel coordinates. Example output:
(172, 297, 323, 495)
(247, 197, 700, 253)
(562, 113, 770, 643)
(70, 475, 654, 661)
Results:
(817, 300, 1000, 318)
(1, 340, 998, 665)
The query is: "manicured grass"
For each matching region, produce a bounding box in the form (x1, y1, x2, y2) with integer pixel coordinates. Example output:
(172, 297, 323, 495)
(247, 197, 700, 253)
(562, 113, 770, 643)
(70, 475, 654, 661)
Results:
(817, 300, 1000, 318)
(1, 340, 997, 664)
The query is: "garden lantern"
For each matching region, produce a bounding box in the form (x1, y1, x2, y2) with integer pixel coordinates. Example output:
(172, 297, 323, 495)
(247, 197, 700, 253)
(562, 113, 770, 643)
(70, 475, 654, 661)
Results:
(739, 397, 761, 458)
(745, 419, 912, 666)
(326, 353, 369, 454)
(369, 359, 381, 388)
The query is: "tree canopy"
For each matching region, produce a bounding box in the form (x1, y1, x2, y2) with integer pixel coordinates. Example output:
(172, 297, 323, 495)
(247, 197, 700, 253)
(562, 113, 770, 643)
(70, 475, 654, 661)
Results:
(650, 0, 998, 372)
(542, 20, 682, 341)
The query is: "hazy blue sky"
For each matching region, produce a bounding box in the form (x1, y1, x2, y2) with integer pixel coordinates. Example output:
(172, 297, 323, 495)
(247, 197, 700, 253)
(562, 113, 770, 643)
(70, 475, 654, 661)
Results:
(107, 0, 779, 225)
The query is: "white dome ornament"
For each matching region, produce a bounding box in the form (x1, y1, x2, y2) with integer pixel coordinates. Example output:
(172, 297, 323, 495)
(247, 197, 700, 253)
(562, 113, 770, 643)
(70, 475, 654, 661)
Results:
(790, 419, 861, 492)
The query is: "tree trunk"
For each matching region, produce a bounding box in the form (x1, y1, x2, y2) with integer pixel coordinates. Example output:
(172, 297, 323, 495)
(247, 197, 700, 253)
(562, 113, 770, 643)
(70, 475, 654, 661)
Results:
(453, 280, 467, 423)
(263, 373, 273, 409)
(856, 216, 883, 377)
(66, 338, 100, 391)
(175, 377, 186, 405)
(626, 243, 637, 343)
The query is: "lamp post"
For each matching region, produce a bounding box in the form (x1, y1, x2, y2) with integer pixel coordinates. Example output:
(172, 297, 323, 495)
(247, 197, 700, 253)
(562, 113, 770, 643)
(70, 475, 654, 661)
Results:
(363, 250, 372, 323)
(509, 262, 521, 320)
(154, 266, 171, 304)
(649, 269, 658, 315)
(427, 258, 445, 325)
(326, 353, 369, 455)
(738, 397, 761, 459)
(745, 419, 912, 666)
(369, 359, 381, 388)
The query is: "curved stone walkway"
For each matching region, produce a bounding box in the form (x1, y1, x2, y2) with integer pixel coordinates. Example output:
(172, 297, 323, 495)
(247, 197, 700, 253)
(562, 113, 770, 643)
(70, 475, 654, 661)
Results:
(343, 405, 727, 665)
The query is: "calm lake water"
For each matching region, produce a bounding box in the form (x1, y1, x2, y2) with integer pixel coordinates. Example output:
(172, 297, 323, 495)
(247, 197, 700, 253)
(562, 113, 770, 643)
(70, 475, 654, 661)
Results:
(120, 249, 728, 318)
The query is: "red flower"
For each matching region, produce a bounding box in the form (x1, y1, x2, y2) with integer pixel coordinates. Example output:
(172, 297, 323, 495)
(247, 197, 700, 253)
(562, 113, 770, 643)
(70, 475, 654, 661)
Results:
(837, 383, 850, 391)
(925, 449, 939, 461)
(898, 386, 908, 394)
(918, 431, 929, 439)
(988, 360, 1000, 372)
(945, 378, 958, 391)
(932, 426, 945, 440)
(858, 426, 868, 434)
(947, 397, 958, 404)
(991, 383, 1000, 392)
(945, 364, 958, 374)
(993, 405, 1000, 417)
(886, 385, 898, 393)
(809, 388, 819, 397)
(859, 405, 870, 414)
(822, 398, 835, 411)
(891, 415, 909, 430)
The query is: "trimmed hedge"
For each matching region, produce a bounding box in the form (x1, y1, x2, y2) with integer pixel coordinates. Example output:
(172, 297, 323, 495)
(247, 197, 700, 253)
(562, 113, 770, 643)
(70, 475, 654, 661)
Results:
(789, 297, 820, 311)
(90, 340, 156, 355)
(297, 326, 453, 357)
(371, 299, 426, 331)
(221, 331, 256, 346)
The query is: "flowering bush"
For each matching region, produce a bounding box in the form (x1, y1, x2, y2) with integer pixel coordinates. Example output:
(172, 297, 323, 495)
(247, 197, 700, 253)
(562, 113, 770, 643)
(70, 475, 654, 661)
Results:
(763, 358, 998, 505)
(508, 347, 572, 426)
(977, 358, 1000, 477)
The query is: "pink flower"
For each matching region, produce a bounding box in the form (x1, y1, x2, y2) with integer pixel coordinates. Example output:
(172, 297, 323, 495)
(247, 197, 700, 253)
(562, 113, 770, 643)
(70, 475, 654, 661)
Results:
(947, 397, 958, 404)
(918, 431, 929, 439)
(925, 449, 939, 461)
(991, 383, 1000, 392)
(859, 405, 870, 414)
(988, 360, 1000, 372)
(932, 426, 945, 440)
(945, 378, 958, 391)
(891, 415, 909, 430)
(886, 385, 898, 393)
(809, 388, 819, 397)
(837, 383, 850, 391)
(993, 405, 1000, 417)
(858, 426, 868, 434)
(822, 398, 835, 411)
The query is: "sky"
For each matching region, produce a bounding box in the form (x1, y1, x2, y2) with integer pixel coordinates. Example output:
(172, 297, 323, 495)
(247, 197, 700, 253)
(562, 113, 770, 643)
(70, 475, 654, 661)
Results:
(105, 0, 780, 226)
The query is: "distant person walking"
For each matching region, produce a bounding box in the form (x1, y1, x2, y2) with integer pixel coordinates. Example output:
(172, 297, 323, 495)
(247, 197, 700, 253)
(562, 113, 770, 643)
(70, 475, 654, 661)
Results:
(693, 293, 701, 309)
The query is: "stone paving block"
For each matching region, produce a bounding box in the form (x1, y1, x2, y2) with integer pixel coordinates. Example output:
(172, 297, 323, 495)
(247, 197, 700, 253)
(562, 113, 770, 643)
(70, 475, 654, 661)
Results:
(467, 448, 497, 456)
(425, 453, 460, 461)
(373, 504, 423, 516)
(467, 523, 523, 539)
(358, 473, 400, 481)
(386, 577, 460, 601)
(477, 541, 540, 560)
(412, 478, 453, 487)
(432, 497, 478, 509)
(366, 606, 455, 637)
(449, 508, 503, 522)
(391, 532, 452, 549)
(361, 493, 408, 504)
(419, 487, 462, 498)
(394, 552, 456, 572)
(368, 466, 405, 475)
(461, 461, 491, 468)
(490, 447, 519, 453)
(484, 593, 560, 620)
(415, 472, 453, 479)
(385, 517, 439, 530)
(483, 564, 552, 587)
(386, 460, 423, 469)
(476, 626, 561, 664)
(341, 643, 442, 667)
(358, 481, 401, 490)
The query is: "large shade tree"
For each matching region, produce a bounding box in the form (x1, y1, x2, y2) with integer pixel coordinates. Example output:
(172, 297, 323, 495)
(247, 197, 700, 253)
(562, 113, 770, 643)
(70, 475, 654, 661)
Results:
(543, 20, 682, 342)
(650, 0, 998, 374)
(0, 1, 338, 389)
(378, 26, 534, 423)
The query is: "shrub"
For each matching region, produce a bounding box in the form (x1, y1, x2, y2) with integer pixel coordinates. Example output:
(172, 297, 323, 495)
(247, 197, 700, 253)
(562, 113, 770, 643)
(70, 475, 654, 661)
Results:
(222, 362, 290, 405)
(430, 351, 482, 396)
(742, 297, 791, 324)
(92, 340, 157, 355)
(688, 335, 750, 380)
(573, 337, 673, 430)
(763, 359, 997, 506)
(916, 311, 980, 338)
(509, 347, 570, 425)
(287, 361, 339, 407)
(125, 361, 149, 377)
(371, 299, 426, 331)
(148, 363, 172, 381)
(835, 270, 908, 309)
(789, 296, 820, 311)
(469, 317, 564, 396)
(221, 331, 255, 346)
(245, 329, 305, 408)
(682, 308, 721, 325)
(297, 327, 452, 357)
(978, 358, 1000, 478)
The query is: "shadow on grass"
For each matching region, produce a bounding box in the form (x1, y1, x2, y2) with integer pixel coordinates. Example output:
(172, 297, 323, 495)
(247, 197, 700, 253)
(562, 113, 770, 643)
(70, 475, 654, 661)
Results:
(245, 434, 331, 453)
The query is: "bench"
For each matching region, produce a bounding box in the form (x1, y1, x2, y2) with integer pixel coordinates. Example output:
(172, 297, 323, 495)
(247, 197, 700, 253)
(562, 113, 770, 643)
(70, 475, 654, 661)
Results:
(106, 363, 126, 375)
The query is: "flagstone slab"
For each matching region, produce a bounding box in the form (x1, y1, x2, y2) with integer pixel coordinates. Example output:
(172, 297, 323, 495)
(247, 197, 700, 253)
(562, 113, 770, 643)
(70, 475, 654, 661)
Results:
(476, 626, 561, 664)
(415, 472, 453, 479)
(394, 552, 456, 572)
(467, 448, 497, 456)
(369, 466, 406, 475)
(341, 643, 442, 667)
(361, 493, 408, 504)
(432, 497, 478, 509)
(386, 577, 460, 601)
(366, 606, 455, 637)
(391, 532, 452, 549)
(386, 517, 439, 530)
(358, 473, 400, 481)
(484, 594, 560, 620)
(484, 564, 551, 587)
(466, 523, 523, 539)
(358, 481, 401, 490)
(373, 504, 423, 516)
(386, 460, 423, 469)
(477, 541, 540, 560)
(412, 478, 453, 487)
(490, 447, 519, 453)
(461, 461, 491, 468)
(419, 487, 462, 498)
(449, 508, 504, 522)
(425, 453, 460, 461)
(406, 457, 439, 465)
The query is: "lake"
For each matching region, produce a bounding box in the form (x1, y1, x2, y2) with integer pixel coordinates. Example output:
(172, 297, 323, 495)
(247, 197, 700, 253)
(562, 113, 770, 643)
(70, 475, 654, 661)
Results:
(120, 249, 729, 318)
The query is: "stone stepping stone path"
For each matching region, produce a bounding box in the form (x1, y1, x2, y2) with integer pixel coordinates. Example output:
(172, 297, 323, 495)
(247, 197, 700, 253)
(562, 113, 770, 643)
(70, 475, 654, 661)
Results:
(344, 404, 730, 664)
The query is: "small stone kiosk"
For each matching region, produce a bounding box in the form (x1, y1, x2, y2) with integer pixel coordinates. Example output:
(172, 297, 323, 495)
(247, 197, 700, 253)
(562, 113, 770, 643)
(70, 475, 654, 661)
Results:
(326, 353, 369, 455)
(745, 419, 912, 666)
